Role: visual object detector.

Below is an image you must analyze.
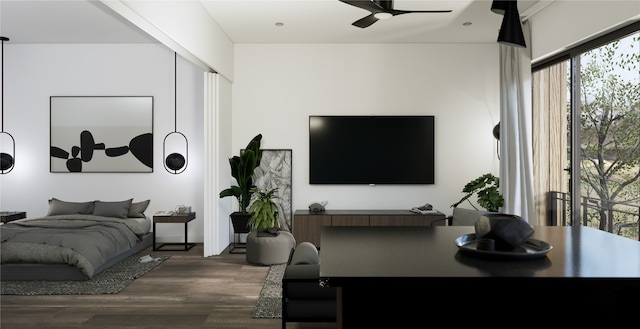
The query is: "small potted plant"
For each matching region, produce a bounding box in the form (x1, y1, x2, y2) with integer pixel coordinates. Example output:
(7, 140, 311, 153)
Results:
(248, 187, 281, 236)
(451, 173, 504, 212)
(219, 134, 263, 233)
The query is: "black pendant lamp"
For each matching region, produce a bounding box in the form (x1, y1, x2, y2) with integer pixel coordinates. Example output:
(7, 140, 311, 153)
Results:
(491, 0, 509, 15)
(0, 36, 15, 174)
(493, 122, 501, 160)
(492, 0, 526, 48)
(163, 52, 188, 174)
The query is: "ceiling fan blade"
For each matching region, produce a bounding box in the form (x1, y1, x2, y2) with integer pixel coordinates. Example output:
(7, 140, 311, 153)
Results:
(340, 0, 452, 28)
(339, 0, 384, 13)
(352, 14, 379, 28)
(389, 9, 453, 16)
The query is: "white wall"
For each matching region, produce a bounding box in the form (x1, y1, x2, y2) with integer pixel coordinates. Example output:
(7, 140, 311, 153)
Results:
(0, 42, 499, 251)
(232, 43, 501, 214)
(0, 43, 206, 244)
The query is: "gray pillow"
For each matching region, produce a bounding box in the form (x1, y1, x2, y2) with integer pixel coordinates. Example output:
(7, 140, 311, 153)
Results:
(128, 200, 150, 218)
(93, 199, 133, 219)
(47, 198, 94, 216)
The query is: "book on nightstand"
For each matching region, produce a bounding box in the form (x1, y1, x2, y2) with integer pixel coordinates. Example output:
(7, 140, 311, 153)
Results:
(154, 210, 175, 216)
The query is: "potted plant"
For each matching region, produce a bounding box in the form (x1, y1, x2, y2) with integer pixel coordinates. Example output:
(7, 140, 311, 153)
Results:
(219, 134, 263, 233)
(248, 187, 281, 236)
(451, 173, 504, 212)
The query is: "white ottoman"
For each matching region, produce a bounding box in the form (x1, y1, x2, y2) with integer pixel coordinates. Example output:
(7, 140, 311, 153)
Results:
(246, 230, 296, 265)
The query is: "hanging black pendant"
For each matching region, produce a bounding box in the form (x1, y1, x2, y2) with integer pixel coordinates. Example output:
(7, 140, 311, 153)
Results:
(163, 52, 188, 174)
(1, 36, 16, 174)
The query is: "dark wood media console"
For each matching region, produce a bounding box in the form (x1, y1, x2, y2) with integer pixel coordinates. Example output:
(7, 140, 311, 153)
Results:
(292, 209, 446, 248)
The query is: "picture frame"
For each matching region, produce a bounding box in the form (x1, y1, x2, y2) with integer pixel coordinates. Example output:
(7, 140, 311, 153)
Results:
(245, 149, 293, 231)
(50, 96, 154, 173)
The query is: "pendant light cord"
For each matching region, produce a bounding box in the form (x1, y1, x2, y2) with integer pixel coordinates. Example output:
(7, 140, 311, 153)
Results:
(1, 37, 5, 133)
(174, 52, 177, 133)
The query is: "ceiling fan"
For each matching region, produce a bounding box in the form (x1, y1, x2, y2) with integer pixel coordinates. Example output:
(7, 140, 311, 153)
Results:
(339, 0, 452, 28)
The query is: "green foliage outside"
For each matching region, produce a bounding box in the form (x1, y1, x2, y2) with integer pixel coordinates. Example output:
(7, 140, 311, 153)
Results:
(577, 32, 639, 238)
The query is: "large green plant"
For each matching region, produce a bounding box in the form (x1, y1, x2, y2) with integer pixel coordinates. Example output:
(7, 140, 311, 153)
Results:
(248, 187, 281, 232)
(451, 173, 504, 212)
(219, 134, 263, 214)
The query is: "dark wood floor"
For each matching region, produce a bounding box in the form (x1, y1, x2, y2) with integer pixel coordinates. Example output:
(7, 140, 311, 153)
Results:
(0, 244, 336, 329)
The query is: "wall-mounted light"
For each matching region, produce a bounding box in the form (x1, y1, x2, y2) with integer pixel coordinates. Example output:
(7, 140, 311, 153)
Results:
(163, 52, 188, 174)
(493, 122, 500, 160)
(491, 0, 526, 48)
(0, 36, 15, 174)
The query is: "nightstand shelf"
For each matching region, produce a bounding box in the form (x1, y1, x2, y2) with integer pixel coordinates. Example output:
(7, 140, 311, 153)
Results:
(0, 211, 26, 223)
(152, 212, 196, 251)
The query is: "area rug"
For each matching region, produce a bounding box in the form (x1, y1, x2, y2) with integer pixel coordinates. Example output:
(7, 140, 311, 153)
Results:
(252, 263, 286, 318)
(1, 255, 169, 295)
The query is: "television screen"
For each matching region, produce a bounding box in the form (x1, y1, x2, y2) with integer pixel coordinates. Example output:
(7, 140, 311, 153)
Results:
(309, 115, 435, 184)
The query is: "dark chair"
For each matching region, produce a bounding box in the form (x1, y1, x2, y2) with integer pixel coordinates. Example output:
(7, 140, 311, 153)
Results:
(281, 242, 336, 329)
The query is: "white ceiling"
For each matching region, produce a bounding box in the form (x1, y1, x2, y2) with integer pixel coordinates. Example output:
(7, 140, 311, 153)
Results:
(0, 0, 544, 44)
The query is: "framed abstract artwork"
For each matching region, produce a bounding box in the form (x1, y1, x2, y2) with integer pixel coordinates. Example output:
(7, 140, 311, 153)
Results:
(50, 96, 154, 173)
(250, 149, 293, 231)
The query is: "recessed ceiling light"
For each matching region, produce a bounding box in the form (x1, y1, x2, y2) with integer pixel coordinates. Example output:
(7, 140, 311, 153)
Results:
(463, 22, 472, 26)
(275, 22, 284, 27)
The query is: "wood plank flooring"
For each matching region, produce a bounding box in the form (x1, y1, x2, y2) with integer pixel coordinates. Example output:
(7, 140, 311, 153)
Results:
(0, 244, 336, 329)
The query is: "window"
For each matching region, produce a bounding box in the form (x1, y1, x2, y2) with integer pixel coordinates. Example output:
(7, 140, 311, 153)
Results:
(532, 21, 639, 240)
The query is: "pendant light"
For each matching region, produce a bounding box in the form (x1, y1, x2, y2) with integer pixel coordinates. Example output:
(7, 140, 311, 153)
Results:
(163, 52, 188, 174)
(0, 36, 15, 174)
(493, 122, 500, 160)
(490, 0, 508, 15)
(491, 0, 526, 48)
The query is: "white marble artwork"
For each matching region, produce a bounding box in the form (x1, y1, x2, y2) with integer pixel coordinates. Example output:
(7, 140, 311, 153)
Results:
(253, 149, 293, 231)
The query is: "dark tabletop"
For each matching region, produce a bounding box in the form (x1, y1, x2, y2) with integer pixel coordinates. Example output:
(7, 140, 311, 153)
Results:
(319, 225, 640, 284)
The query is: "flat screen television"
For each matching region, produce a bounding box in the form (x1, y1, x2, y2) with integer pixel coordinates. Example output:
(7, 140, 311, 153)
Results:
(309, 115, 435, 184)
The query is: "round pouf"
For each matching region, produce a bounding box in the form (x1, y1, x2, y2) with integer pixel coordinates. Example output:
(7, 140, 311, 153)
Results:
(246, 230, 296, 266)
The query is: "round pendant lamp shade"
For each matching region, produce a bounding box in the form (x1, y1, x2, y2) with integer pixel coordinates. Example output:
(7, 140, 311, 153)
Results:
(163, 52, 188, 174)
(1, 36, 15, 174)
(1, 149, 14, 171)
(163, 131, 188, 174)
(166, 152, 186, 171)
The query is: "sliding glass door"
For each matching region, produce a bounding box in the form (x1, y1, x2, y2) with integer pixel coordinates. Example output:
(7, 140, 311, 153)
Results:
(533, 23, 639, 240)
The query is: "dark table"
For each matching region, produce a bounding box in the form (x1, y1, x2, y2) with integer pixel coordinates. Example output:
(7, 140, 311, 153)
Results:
(320, 226, 640, 327)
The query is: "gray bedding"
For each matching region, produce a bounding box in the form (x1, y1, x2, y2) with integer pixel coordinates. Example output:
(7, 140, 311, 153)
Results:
(1, 214, 148, 278)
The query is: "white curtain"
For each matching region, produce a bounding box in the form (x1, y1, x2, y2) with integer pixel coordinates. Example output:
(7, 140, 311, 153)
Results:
(203, 71, 219, 257)
(499, 20, 536, 224)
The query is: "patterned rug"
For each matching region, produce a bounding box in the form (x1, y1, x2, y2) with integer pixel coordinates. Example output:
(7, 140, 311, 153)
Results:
(252, 263, 286, 318)
(1, 254, 169, 295)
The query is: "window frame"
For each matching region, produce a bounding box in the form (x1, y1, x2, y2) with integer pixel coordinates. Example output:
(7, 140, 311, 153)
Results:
(532, 20, 640, 230)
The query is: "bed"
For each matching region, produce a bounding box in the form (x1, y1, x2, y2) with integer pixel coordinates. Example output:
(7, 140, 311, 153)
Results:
(1, 198, 153, 281)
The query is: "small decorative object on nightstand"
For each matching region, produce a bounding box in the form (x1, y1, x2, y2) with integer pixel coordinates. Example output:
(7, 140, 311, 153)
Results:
(0, 211, 26, 223)
(152, 212, 196, 251)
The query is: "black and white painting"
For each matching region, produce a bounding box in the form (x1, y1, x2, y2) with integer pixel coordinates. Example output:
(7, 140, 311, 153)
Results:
(50, 96, 153, 173)
(253, 149, 293, 231)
